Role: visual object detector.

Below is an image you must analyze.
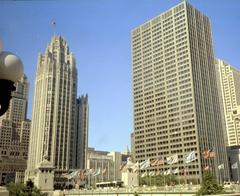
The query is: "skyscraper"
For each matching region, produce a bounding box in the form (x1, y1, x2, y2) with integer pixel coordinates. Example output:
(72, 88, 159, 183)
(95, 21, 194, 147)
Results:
(75, 95, 89, 169)
(25, 36, 77, 181)
(0, 75, 31, 184)
(215, 59, 240, 146)
(132, 1, 229, 182)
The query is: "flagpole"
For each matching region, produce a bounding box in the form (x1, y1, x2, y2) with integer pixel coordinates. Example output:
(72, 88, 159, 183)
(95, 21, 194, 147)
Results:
(164, 170, 166, 188)
(237, 162, 240, 183)
(170, 165, 172, 186)
(101, 156, 103, 183)
(177, 167, 180, 185)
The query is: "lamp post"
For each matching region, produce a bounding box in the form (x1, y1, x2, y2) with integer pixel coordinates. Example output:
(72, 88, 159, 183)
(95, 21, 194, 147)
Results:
(0, 51, 24, 116)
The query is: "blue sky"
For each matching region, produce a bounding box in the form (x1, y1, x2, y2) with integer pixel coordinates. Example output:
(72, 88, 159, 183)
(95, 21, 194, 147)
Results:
(0, 0, 239, 152)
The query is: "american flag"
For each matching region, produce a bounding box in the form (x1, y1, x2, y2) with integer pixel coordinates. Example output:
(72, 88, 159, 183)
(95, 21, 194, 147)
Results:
(204, 165, 211, 171)
(79, 169, 86, 181)
(151, 157, 164, 166)
(203, 148, 215, 159)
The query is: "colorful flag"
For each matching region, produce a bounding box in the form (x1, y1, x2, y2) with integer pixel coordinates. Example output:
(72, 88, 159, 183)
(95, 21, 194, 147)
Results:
(151, 157, 164, 166)
(218, 164, 224, 170)
(155, 170, 162, 176)
(151, 159, 157, 166)
(80, 170, 86, 180)
(185, 151, 196, 163)
(140, 159, 151, 169)
(203, 148, 215, 159)
(167, 154, 178, 165)
(231, 162, 238, 169)
(156, 157, 164, 165)
(204, 166, 210, 171)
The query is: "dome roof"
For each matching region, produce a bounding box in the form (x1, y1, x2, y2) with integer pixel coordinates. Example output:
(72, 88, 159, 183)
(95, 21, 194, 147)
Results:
(0, 51, 24, 82)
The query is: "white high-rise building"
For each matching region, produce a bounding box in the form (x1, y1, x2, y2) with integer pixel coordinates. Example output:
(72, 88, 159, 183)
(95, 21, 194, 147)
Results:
(132, 1, 229, 182)
(25, 36, 77, 182)
(215, 59, 240, 146)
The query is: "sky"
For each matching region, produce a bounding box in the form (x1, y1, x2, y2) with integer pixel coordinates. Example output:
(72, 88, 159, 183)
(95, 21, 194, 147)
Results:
(0, 0, 239, 153)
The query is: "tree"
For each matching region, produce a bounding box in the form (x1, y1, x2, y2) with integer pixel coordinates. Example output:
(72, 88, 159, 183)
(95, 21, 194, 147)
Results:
(134, 192, 140, 196)
(7, 180, 47, 196)
(140, 174, 178, 186)
(197, 172, 225, 195)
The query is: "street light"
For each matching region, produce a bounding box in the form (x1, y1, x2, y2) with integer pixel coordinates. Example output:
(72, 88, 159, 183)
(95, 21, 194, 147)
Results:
(0, 51, 24, 116)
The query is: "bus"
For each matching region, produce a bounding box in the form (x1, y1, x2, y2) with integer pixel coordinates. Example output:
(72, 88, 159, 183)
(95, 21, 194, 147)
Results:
(96, 181, 123, 188)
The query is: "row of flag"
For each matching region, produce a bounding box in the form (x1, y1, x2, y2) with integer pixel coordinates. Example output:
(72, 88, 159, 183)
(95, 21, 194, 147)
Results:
(119, 151, 196, 172)
(61, 168, 108, 180)
(203, 162, 239, 171)
(141, 168, 183, 177)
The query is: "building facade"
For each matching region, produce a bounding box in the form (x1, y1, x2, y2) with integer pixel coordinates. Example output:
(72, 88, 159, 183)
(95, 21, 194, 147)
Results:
(227, 145, 240, 182)
(25, 36, 78, 182)
(215, 59, 240, 146)
(75, 95, 89, 169)
(0, 75, 31, 184)
(132, 1, 229, 182)
(86, 148, 128, 185)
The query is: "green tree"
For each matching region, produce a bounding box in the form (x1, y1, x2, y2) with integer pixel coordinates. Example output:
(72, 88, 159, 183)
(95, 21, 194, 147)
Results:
(140, 174, 178, 186)
(134, 192, 140, 196)
(197, 172, 225, 195)
(7, 180, 47, 196)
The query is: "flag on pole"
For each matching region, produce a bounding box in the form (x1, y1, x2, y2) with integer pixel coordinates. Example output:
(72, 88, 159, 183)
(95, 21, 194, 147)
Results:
(139, 159, 151, 169)
(80, 170, 86, 180)
(218, 164, 224, 170)
(231, 162, 238, 169)
(86, 169, 94, 176)
(132, 162, 140, 172)
(67, 169, 80, 179)
(149, 171, 155, 176)
(204, 166, 210, 171)
(164, 169, 171, 175)
(119, 162, 127, 171)
(185, 151, 196, 163)
(141, 171, 148, 178)
(102, 168, 107, 174)
(173, 168, 179, 174)
(52, 21, 56, 26)
(151, 159, 157, 166)
(126, 157, 135, 168)
(92, 168, 101, 177)
(182, 167, 188, 175)
(203, 148, 215, 159)
(151, 157, 164, 166)
(167, 154, 178, 165)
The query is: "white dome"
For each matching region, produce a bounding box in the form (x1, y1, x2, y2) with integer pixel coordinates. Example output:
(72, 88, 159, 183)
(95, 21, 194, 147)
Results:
(0, 51, 24, 82)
